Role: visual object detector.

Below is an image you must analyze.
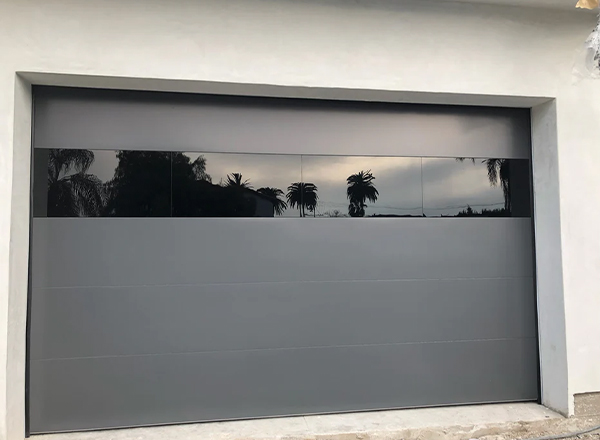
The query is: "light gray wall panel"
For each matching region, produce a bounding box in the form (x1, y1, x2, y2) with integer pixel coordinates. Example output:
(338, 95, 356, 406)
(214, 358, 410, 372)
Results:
(29, 338, 538, 433)
(30, 277, 536, 360)
(33, 87, 531, 159)
(31, 218, 534, 288)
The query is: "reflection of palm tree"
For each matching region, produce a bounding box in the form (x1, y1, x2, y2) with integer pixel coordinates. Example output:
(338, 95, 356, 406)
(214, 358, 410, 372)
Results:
(485, 159, 511, 211)
(47, 149, 104, 217)
(457, 158, 511, 212)
(225, 173, 252, 189)
(257, 187, 288, 215)
(346, 170, 378, 217)
(287, 182, 318, 217)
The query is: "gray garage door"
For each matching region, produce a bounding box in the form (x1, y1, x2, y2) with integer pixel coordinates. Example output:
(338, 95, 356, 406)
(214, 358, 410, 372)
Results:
(28, 87, 538, 433)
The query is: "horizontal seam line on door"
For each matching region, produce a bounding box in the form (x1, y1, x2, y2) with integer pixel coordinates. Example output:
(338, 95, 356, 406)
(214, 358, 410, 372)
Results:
(33, 276, 535, 290)
(32, 336, 538, 362)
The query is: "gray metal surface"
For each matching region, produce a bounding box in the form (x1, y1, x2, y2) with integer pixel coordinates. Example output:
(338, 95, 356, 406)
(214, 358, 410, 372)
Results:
(29, 217, 538, 433)
(30, 277, 536, 360)
(29, 89, 537, 433)
(33, 87, 531, 159)
(30, 338, 538, 433)
(31, 218, 534, 288)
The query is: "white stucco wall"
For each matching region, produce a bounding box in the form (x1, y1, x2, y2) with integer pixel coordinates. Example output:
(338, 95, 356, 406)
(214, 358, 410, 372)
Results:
(0, 0, 599, 438)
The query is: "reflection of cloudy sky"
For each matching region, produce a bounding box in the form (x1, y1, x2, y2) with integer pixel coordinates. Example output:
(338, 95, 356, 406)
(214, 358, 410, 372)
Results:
(302, 156, 423, 216)
(83, 149, 506, 218)
(422, 159, 505, 216)
(302, 156, 504, 217)
(186, 152, 302, 217)
(87, 150, 119, 182)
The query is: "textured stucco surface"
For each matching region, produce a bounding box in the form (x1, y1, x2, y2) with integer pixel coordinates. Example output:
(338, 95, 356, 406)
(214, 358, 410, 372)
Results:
(575, 393, 600, 417)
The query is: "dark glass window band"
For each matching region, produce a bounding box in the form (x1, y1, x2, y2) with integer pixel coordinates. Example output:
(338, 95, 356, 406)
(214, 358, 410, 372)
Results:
(32, 149, 531, 218)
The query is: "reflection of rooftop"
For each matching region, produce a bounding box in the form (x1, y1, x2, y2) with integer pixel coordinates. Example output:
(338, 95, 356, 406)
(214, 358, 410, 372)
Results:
(240, 187, 279, 204)
(195, 181, 278, 217)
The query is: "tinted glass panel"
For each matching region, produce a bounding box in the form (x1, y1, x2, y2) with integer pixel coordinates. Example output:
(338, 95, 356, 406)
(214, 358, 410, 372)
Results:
(33, 149, 531, 219)
(33, 149, 171, 218)
(104, 151, 171, 217)
(300, 156, 423, 217)
(173, 152, 301, 217)
(422, 158, 531, 217)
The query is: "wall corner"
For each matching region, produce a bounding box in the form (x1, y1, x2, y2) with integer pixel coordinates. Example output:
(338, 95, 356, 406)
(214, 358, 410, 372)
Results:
(530, 99, 571, 418)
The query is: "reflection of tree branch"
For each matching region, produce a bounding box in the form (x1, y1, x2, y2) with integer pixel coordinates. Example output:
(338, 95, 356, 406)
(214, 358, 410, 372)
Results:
(103, 151, 171, 217)
(191, 156, 211, 182)
(455, 157, 511, 213)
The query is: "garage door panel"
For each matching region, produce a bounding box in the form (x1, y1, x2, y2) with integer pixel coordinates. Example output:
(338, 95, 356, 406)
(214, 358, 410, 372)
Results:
(34, 88, 531, 159)
(29, 89, 538, 434)
(29, 338, 538, 433)
(31, 277, 536, 360)
(32, 218, 533, 289)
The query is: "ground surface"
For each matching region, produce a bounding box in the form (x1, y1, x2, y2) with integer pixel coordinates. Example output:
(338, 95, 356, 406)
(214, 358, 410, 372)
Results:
(31, 404, 600, 440)
(471, 416, 600, 440)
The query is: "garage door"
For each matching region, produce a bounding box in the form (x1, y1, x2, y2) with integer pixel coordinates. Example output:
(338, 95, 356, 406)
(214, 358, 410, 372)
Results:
(28, 87, 538, 433)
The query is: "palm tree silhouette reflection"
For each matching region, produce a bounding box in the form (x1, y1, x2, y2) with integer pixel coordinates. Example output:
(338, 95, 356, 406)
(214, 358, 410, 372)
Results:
(44, 150, 514, 219)
(485, 159, 511, 212)
(346, 170, 379, 217)
(257, 187, 288, 215)
(47, 149, 105, 217)
(225, 173, 252, 189)
(287, 182, 318, 217)
(456, 158, 511, 215)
